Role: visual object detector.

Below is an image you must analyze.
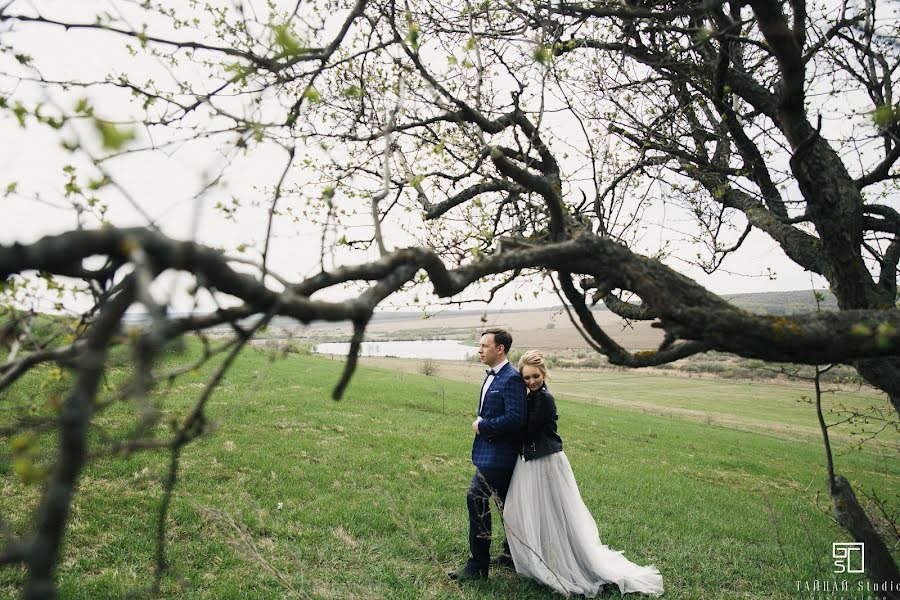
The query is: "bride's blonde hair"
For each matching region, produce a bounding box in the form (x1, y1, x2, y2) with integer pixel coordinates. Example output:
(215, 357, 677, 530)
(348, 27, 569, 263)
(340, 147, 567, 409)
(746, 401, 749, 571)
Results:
(517, 349, 549, 379)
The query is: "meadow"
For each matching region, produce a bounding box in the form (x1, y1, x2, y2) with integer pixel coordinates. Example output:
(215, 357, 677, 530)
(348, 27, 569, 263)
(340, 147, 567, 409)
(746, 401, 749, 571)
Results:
(0, 342, 897, 599)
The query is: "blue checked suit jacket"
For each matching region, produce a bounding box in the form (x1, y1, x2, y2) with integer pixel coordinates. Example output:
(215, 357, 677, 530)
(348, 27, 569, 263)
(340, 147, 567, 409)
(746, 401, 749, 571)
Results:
(472, 362, 527, 472)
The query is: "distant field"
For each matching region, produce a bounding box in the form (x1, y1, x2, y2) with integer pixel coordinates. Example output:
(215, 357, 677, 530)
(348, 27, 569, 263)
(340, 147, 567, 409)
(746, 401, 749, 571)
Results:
(0, 346, 896, 598)
(277, 307, 871, 384)
(267, 307, 664, 351)
(257, 289, 839, 352)
(354, 357, 895, 451)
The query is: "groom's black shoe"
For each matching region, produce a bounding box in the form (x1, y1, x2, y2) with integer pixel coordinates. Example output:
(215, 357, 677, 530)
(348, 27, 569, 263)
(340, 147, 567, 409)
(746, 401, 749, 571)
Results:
(448, 564, 488, 582)
(491, 553, 515, 570)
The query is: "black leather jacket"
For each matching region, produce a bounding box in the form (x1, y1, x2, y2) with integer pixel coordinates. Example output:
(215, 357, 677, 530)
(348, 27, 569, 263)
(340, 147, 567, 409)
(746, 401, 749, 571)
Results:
(521, 385, 563, 461)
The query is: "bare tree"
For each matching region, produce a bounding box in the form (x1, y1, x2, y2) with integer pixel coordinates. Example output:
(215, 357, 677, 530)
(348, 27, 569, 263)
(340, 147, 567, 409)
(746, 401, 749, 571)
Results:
(0, 0, 898, 596)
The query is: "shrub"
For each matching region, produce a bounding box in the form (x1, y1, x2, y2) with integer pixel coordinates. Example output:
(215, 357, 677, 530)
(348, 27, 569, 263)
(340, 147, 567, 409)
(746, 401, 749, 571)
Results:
(259, 339, 313, 355)
(418, 358, 439, 376)
(283, 340, 313, 355)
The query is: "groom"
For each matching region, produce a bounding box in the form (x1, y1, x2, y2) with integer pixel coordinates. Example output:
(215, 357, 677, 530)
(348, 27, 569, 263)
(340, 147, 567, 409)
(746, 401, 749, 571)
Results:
(449, 327, 527, 582)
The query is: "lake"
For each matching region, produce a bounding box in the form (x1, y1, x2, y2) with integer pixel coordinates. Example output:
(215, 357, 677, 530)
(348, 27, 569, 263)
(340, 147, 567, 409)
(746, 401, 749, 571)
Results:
(314, 339, 478, 361)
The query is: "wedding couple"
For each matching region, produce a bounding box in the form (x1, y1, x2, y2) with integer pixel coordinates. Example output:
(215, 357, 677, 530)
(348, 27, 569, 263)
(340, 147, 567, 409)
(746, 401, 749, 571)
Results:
(448, 328, 665, 597)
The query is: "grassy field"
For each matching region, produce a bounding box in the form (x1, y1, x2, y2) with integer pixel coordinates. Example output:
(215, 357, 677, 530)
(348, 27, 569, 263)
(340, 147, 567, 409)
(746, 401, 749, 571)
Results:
(356, 357, 895, 450)
(0, 343, 897, 599)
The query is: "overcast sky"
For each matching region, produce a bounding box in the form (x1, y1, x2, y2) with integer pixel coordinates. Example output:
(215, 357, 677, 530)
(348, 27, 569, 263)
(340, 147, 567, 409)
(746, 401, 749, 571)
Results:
(0, 1, 852, 315)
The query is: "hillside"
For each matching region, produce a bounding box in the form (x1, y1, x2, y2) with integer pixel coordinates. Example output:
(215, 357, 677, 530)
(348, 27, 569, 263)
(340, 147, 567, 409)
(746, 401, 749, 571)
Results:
(720, 289, 837, 314)
(0, 347, 892, 598)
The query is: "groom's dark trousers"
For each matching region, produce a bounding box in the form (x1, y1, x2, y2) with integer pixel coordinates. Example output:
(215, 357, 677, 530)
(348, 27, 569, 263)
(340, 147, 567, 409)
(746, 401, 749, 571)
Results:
(466, 362, 527, 572)
(467, 467, 514, 569)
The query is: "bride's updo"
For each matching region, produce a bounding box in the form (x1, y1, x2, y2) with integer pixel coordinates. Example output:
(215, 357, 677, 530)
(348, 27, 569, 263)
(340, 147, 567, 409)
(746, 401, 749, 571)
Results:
(517, 349, 549, 379)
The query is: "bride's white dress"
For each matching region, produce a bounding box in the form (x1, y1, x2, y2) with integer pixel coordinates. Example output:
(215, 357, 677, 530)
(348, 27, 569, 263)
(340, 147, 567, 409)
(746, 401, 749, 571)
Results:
(504, 451, 664, 597)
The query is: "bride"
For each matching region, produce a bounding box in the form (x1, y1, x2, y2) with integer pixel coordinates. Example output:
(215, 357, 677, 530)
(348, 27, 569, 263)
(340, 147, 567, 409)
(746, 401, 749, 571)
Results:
(502, 350, 665, 597)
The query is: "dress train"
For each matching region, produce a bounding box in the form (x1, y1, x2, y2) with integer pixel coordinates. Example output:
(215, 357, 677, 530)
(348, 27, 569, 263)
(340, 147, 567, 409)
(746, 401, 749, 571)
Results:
(504, 451, 664, 597)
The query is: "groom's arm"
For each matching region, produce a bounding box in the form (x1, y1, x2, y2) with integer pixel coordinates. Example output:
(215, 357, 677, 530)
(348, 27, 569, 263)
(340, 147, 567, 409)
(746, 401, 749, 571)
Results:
(477, 374, 527, 437)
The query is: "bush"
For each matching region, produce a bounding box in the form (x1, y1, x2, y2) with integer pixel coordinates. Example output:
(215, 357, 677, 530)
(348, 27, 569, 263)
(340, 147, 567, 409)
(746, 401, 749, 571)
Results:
(284, 340, 313, 355)
(418, 358, 439, 376)
(260, 339, 313, 355)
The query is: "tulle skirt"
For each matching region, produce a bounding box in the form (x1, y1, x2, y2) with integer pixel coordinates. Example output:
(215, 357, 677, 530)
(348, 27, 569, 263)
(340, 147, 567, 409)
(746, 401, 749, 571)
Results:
(504, 451, 664, 597)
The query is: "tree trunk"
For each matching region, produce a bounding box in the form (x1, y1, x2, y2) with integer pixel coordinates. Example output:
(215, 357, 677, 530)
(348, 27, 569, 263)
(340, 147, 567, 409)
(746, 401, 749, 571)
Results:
(829, 475, 900, 600)
(854, 358, 900, 419)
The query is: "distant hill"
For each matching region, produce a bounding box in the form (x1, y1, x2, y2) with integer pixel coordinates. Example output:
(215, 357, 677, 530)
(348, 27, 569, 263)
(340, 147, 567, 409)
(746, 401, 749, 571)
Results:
(304, 288, 840, 324)
(719, 289, 837, 314)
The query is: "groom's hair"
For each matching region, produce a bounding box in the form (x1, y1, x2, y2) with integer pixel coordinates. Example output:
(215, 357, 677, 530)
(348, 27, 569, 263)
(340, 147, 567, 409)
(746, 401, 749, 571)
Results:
(481, 327, 512, 355)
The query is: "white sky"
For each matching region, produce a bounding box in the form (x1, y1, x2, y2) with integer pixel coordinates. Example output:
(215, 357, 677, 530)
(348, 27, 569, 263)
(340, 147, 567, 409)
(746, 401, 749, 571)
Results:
(0, 1, 869, 315)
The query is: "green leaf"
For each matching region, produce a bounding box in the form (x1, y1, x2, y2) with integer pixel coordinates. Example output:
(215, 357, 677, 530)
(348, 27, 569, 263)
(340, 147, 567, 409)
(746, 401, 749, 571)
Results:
(406, 22, 421, 51)
(273, 27, 299, 53)
(850, 323, 872, 337)
(4, 182, 17, 196)
(224, 61, 252, 85)
(13, 102, 27, 127)
(74, 97, 93, 116)
(94, 119, 136, 150)
(64, 181, 82, 196)
(303, 87, 322, 103)
(88, 176, 111, 190)
(876, 322, 897, 349)
(341, 85, 362, 99)
(533, 45, 551, 65)
(872, 104, 899, 130)
(272, 24, 307, 57)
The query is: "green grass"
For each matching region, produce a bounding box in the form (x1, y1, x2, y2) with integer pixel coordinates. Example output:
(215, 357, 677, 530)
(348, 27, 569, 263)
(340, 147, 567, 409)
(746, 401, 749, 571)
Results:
(550, 371, 894, 447)
(0, 343, 896, 599)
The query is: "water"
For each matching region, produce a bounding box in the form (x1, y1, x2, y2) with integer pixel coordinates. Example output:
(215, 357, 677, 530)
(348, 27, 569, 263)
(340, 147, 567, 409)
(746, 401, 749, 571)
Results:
(314, 339, 477, 361)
